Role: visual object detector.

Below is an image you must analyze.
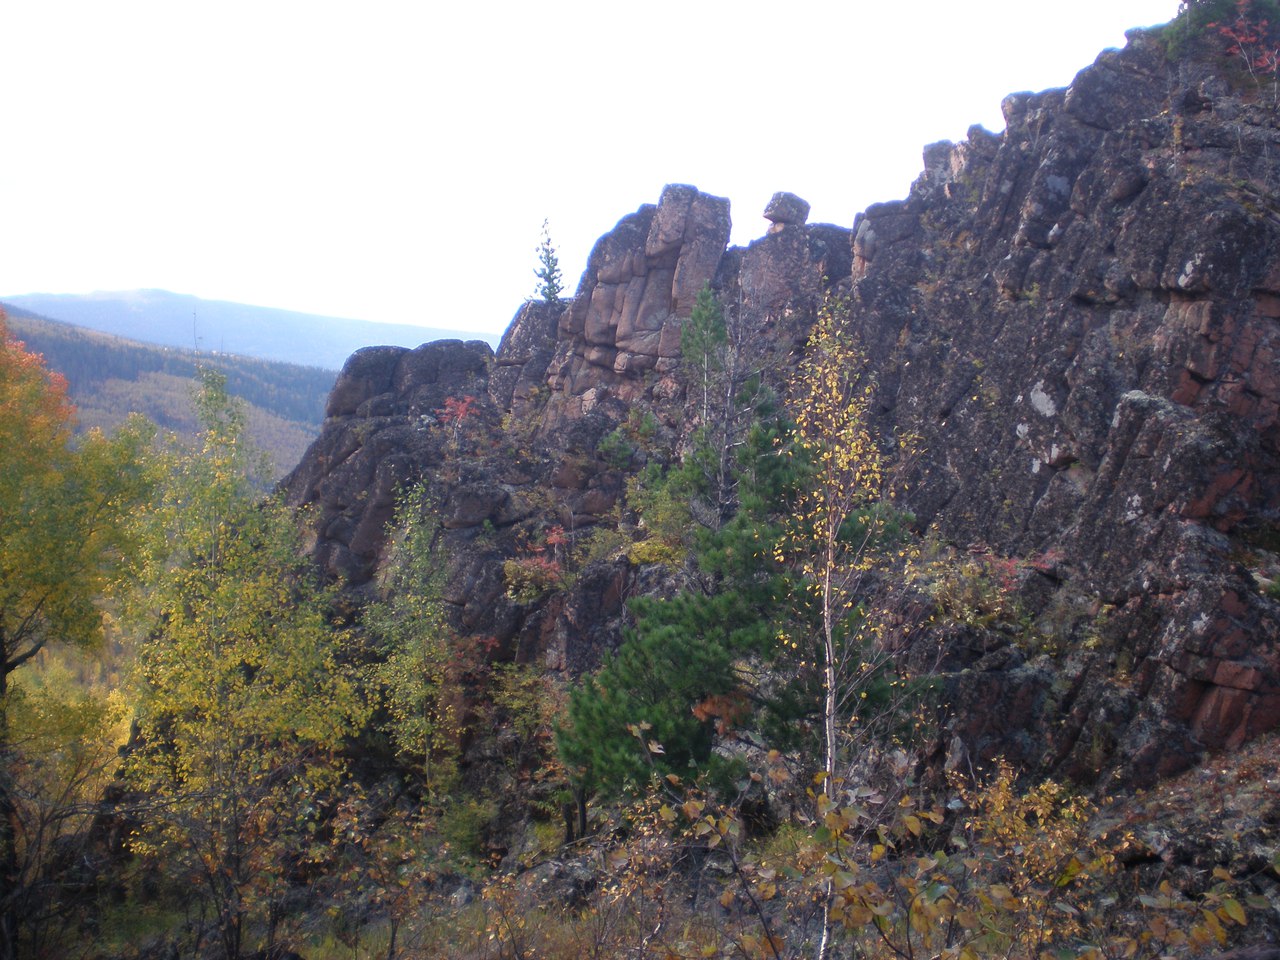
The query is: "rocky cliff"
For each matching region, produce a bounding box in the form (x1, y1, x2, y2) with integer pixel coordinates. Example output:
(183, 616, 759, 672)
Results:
(281, 25, 1279, 791)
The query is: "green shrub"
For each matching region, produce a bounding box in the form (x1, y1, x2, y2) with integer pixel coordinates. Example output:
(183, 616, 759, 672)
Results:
(597, 427, 635, 468)
(438, 797, 497, 861)
(577, 525, 628, 566)
(626, 537, 685, 568)
(922, 549, 1024, 629)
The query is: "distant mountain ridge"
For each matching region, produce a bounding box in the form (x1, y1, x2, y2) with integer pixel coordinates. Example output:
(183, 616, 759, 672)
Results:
(0, 289, 500, 371)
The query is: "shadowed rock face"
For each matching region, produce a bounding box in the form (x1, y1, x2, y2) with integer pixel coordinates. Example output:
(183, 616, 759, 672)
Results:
(282, 339, 495, 587)
(283, 26, 1280, 789)
(839, 29, 1280, 785)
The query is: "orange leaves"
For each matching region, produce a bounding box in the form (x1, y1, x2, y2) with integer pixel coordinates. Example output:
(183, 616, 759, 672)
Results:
(1210, 0, 1280, 79)
(0, 313, 75, 475)
(0, 310, 156, 678)
(691, 690, 750, 735)
(436, 393, 477, 451)
(436, 393, 476, 425)
(520, 745, 1258, 960)
(503, 523, 572, 602)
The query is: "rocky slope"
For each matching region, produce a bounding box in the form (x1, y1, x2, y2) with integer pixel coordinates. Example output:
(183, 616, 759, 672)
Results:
(281, 25, 1279, 792)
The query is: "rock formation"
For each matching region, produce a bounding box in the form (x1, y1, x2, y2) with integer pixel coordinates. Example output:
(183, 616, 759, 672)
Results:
(842, 29, 1280, 786)
(539, 183, 731, 426)
(282, 25, 1279, 791)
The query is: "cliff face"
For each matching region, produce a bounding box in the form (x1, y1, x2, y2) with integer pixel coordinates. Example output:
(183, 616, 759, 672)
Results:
(281, 27, 1279, 788)
(843, 29, 1280, 785)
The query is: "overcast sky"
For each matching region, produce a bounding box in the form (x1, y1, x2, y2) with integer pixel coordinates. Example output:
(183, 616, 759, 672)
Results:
(2, 1, 1180, 340)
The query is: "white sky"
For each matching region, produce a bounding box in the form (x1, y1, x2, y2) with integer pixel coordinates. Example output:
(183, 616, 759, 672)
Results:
(2, 1, 1180, 339)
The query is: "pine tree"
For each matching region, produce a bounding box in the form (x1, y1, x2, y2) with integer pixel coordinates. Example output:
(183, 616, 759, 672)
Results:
(558, 418, 800, 807)
(534, 218, 563, 304)
(681, 284, 728, 428)
(680, 284, 780, 531)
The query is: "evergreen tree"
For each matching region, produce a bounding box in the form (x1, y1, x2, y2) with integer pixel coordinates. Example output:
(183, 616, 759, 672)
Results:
(680, 283, 779, 531)
(558, 416, 800, 805)
(533, 219, 563, 304)
(558, 288, 917, 832)
(558, 285, 816, 810)
(681, 284, 728, 428)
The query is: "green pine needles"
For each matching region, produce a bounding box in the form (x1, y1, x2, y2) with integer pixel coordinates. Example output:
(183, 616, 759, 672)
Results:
(533, 219, 563, 304)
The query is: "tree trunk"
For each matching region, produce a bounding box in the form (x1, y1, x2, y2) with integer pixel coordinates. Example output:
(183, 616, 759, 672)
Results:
(816, 557, 838, 960)
(0, 663, 19, 960)
(385, 918, 399, 960)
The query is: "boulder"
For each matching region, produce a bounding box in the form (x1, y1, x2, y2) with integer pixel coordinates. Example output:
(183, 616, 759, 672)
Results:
(763, 191, 811, 227)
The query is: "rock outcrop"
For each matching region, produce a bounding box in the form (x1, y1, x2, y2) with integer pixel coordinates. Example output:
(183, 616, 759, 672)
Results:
(536, 183, 731, 426)
(840, 28, 1280, 785)
(282, 26, 1280, 790)
(283, 339, 495, 588)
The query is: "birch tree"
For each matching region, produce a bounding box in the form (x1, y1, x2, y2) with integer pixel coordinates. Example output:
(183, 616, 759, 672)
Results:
(777, 292, 891, 960)
(124, 372, 365, 960)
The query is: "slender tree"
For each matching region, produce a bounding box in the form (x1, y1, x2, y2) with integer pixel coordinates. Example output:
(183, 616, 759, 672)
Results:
(681, 284, 779, 531)
(364, 482, 460, 800)
(777, 291, 894, 960)
(534, 219, 563, 304)
(779, 293, 885, 794)
(681, 284, 728, 429)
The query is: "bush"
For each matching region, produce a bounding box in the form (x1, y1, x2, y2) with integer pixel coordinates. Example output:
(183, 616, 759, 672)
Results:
(503, 554, 564, 603)
(597, 427, 634, 469)
(438, 797, 497, 862)
(917, 545, 1025, 629)
(1164, 0, 1280, 64)
(576, 525, 629, 567)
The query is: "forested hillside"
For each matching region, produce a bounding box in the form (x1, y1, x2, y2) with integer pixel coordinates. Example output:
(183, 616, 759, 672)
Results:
(0, 289, 497, 370)
(5, 309, 334, 477)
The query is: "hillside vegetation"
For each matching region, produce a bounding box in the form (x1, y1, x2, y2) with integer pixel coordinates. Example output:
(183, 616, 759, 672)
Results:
(0, 289, 498, 370)
(5, 309, 334, 478)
